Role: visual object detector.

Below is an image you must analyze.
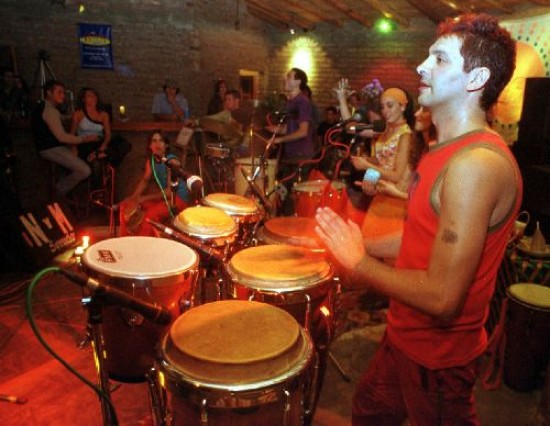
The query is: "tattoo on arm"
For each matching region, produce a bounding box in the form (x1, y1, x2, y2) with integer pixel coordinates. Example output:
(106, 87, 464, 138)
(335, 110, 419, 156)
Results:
(441, 228, 458, 244)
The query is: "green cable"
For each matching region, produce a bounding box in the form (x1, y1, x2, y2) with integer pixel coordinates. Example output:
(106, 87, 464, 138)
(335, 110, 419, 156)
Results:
(150, 155, 174, 219)
(25, 266, 119, 425)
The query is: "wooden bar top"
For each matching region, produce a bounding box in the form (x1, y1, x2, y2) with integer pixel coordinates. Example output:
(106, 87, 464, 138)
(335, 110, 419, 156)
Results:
(111, 120, 187, 132)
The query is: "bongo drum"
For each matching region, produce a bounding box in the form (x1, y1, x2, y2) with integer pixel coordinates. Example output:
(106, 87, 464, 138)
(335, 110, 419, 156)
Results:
(223, 245, 336, 348)
(293, 180, 346, 218)
(149, 300, 315, 425)
(173, 205, 238, 249)
(257, 216, 324, 253)
(82, 236, 199, 382)
(504, 283, 550, 391)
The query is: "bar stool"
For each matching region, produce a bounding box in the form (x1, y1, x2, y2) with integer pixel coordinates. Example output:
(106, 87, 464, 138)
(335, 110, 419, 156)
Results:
(89, 162, 118, 236)
(50, 162, 91, 219)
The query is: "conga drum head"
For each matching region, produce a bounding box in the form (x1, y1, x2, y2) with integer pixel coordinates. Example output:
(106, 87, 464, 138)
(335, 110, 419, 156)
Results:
(259, 217, 324, 251)
(202, 193, 261, 224)
(227, 245, 331, 291)
(82, 236, 198, 279)
(174, 205, 238, 238)
(507, 283, 550, 309)
(171, 300, 299, 364)
(159, 300, 314, 390)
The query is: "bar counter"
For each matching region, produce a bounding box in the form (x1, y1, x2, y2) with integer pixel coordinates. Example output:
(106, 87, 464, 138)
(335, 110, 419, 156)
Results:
(110, 120, 186, 133)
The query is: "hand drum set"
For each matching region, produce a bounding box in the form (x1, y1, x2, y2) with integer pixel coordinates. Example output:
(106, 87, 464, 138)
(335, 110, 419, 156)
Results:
(79, 184, 345, 425)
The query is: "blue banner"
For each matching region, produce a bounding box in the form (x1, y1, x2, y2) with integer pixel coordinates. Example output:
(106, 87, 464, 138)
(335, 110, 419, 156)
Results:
(78, 23, 113, 69)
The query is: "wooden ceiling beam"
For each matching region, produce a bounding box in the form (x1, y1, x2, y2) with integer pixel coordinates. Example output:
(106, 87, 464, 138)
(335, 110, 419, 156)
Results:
(469, 0, 514, 13)
(320, 0, 373, 27)
(357, 0, 410, 27)
(283, 0, 343, 27)
(405, 0, 450, 23)
(246, 0, 317, 29)
(246, 6, 288, 29)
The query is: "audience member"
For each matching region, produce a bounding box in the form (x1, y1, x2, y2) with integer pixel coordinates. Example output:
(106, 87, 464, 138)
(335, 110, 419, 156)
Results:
(376, 106, 434, 200)
(31, 79, 99, 197)
(265, 67, 315, 215)
(317, 105, 340, 146)
(152, 78, 191, 123)
(350, 87, 414, 250)
(348, 92, 368, 118)
(207, 79, 227, 115)
(315, 14, 520, 424)
(119, 130, 192, 236)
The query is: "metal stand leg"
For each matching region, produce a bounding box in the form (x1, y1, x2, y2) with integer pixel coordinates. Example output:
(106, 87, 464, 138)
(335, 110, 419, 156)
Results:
(328, 350, 351, 382)
(82, 296, 117, 425)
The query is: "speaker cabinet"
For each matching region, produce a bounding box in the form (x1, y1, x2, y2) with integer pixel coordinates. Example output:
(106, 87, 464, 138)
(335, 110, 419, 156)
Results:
(515, 78, 550, 166)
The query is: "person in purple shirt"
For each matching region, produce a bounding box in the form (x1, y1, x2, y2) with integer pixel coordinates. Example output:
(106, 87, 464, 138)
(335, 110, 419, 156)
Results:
(266, 67, 315, 215)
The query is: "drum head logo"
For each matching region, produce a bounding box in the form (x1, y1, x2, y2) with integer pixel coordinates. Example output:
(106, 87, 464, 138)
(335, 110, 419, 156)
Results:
(97, 249, 117, 263)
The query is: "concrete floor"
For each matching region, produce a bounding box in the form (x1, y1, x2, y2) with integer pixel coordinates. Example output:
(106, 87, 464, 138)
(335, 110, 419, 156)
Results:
(0, 211, 548, 425)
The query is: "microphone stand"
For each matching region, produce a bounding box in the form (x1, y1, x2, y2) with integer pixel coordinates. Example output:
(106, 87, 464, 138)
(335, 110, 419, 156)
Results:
(80, 294, 117, 426)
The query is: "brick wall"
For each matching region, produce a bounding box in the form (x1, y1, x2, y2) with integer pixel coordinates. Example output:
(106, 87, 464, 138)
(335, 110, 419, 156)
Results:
(1, 0, 436, 121)
(265, 20, 436, 111)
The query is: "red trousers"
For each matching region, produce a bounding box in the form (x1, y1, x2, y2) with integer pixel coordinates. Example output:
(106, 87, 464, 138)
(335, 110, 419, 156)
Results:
(352, 335, 481, 426)
(119, 198, 187, 237)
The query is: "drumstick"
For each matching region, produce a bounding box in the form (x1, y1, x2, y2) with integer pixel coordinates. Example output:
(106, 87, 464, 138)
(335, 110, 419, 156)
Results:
(0, 394, 28, 404)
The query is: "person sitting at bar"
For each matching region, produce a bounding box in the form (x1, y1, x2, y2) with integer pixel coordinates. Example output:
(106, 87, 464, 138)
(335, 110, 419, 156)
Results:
(206, 78, 227, 115)
(31, 79, 99, 198)
(119, 130, 193, 237)
(70, 87, 111, 163)
(152, 78, 192, 124)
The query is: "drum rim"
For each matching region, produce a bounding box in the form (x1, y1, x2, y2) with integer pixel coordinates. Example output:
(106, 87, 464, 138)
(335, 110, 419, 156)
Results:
(202, 193, 261, 215)
(157, 327, 314, 392)
(82, 236, 199, 278)
(293, 179, 346, 192)
(173, 212, 239, 237)
(226, 245, 332, 288)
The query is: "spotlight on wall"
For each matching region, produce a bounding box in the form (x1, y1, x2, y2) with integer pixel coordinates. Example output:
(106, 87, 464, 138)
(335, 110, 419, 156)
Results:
(78, 4, 86, 13)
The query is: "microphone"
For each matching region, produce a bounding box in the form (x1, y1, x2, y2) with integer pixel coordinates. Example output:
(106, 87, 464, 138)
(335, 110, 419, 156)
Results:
(348, 119, 386, 134)
(239, 165, 274, 215)
(348, 123, 374, 132)
(273, 107, 298, 117)
(58, 269, 173, 326)
(335, 112, 364, 127)
(146, 219, 225, 263)
(160, 156, 203, 194)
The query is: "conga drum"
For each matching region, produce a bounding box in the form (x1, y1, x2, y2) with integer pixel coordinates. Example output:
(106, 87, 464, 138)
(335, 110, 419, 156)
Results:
(223, 245, 336, 348)
(173, 205, 238, 249)
(257, 216, 325, 253)
(149, 300, 316, 425)
(504, 283, 550, 391)
(293, 180, 346, 217)
(82, 236, 199, 382)
(202, 193, 263, 247)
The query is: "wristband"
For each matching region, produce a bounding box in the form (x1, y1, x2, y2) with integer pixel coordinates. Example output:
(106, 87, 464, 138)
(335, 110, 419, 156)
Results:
(186, 175, 203, 191)
(363, 168, 381, 184)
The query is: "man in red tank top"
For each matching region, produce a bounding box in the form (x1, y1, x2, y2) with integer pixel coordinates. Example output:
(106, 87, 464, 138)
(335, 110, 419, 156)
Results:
(316, 14, 521, 425)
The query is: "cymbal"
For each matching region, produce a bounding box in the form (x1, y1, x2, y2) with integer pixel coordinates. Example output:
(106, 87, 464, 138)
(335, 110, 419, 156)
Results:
(199, 116, 242, 139)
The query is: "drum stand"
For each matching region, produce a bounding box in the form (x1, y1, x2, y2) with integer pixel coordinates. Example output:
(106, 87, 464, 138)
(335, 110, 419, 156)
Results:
(81, 295, 118, 426)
